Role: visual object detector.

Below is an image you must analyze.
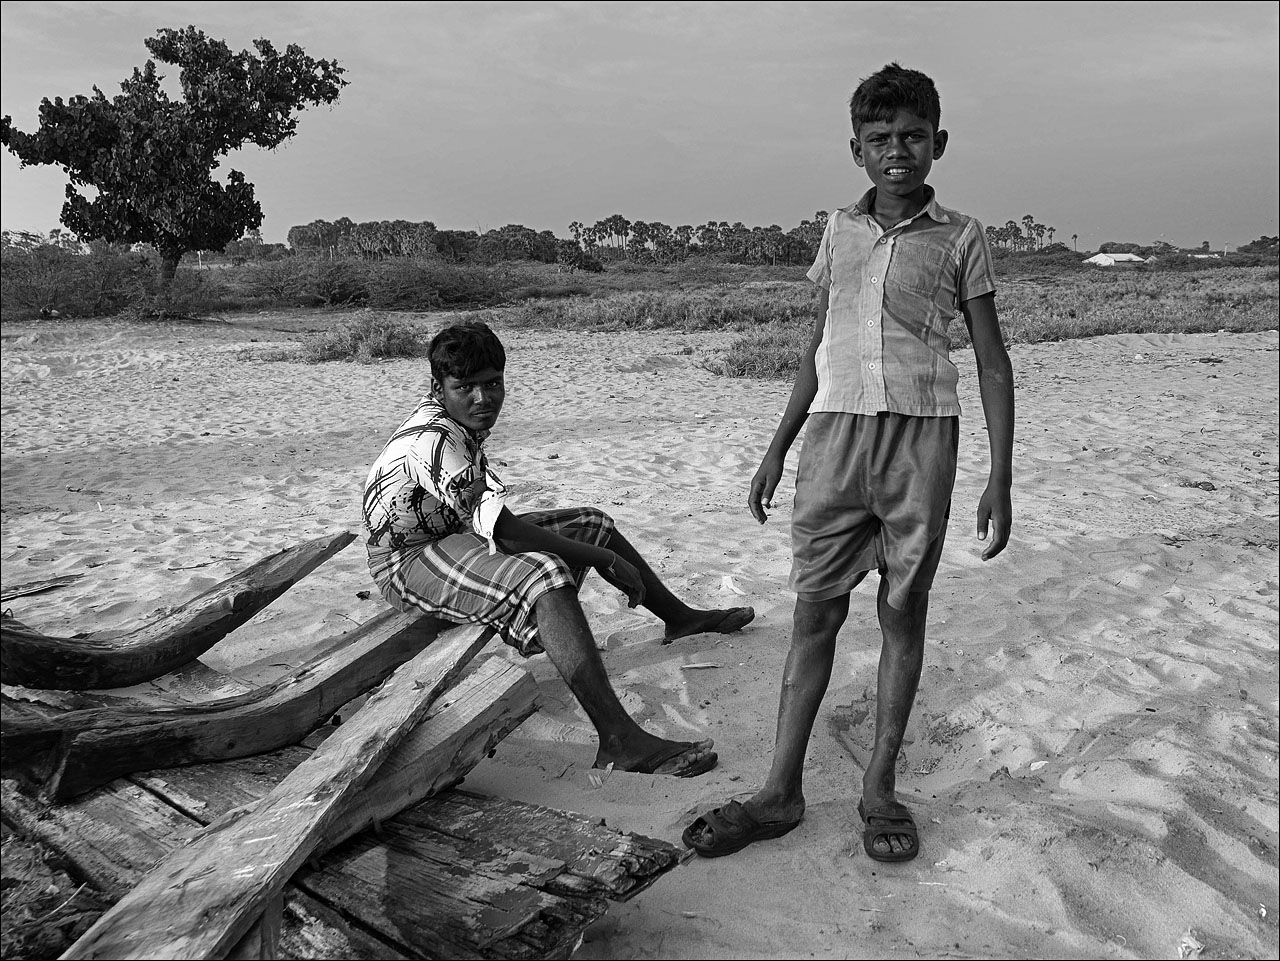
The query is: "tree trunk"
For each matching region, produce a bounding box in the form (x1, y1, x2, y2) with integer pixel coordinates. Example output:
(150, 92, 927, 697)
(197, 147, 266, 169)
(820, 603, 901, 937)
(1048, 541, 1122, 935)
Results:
(159, 248, 182, 287)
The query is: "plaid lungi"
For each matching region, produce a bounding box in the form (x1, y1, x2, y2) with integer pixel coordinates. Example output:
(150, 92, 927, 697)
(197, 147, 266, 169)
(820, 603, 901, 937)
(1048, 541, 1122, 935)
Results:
(367, 507, 614, 656)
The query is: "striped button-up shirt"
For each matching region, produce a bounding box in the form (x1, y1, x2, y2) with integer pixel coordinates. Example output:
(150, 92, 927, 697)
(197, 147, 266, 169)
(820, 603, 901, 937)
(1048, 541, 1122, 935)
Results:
(806, 188, 997, 417)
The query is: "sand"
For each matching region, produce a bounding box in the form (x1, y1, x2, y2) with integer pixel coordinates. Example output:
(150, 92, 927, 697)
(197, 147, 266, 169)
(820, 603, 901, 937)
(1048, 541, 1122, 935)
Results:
(1, 312, 1277, 960)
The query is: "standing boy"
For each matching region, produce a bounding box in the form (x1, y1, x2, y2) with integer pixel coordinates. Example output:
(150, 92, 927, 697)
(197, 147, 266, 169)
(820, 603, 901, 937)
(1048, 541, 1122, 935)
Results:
(684, 63, 1014, 860)
(363, 321, 755, 779)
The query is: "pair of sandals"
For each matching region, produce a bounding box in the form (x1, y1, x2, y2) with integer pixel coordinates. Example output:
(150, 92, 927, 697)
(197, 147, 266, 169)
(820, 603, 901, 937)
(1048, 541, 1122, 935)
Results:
(682, 797, 919, 862)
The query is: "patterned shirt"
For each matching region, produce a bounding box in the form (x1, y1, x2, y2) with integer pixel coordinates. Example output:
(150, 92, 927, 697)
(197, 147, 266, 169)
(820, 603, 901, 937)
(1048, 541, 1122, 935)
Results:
(362, 396, 509, 581)
(806, 187, 997, 417)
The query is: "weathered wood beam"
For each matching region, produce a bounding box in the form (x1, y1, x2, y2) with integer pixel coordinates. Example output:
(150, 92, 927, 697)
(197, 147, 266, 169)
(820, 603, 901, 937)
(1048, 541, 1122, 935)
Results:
(4, 610, 482, 798)
(0, 531, 355, 690)
(322, 657, 539, 849)
(225, 892, 283, 961)
(0, 573, 83, 602)
(4, 655, 684, 960)
(62, 623, 492, 961)
(0, 776, 410, 960)
(3, 654, 254, 718)
(5, 653, 539, 961)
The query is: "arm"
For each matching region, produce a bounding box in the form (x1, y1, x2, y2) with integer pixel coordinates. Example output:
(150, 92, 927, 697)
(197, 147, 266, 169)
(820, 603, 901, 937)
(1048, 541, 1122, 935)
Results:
(749, 287, 828, 523)
(960, 292, 1014, 560)
(492, 507, 645, 606)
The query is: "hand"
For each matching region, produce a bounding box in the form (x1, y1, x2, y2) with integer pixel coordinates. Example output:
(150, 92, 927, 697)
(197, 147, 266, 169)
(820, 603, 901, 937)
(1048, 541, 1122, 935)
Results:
(598, 554, 646, 608)
(748, 454, 784, 524)
(976, 482, 1012, 561)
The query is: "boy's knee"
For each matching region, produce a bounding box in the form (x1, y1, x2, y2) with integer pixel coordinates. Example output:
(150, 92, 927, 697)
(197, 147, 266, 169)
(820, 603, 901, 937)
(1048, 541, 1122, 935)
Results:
(583, 506, 613, 528)
(793, 596, 849, 641)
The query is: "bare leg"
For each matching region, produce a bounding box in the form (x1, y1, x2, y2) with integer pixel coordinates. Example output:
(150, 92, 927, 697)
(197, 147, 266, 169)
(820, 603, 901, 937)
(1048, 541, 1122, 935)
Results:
(534, 587, 716, 775)
(605, 527, 755, 642)
(741, 594, 850, 825)
(861, 580, 928, 857)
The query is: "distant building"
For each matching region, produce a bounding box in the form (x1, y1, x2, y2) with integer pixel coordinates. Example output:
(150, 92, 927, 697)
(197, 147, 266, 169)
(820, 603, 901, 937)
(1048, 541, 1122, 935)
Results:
(1083, 252, 1147, 267)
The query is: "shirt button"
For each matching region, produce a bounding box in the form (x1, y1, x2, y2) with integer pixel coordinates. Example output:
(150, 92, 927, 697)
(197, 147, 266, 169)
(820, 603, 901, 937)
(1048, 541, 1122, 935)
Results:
(871, 277, 878, 284)
(868, 363, 877, 370)
(868, 320, 875, 326)
(879, 238, 887, 244)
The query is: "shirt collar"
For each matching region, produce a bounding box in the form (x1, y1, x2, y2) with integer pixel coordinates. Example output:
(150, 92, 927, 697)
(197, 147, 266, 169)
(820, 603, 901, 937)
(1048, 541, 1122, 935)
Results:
(422, 395, 491, 442)
(850, 186, 950, 226)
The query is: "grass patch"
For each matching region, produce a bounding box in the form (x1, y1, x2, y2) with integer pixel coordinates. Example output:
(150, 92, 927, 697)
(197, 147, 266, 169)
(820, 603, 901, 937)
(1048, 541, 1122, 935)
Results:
(294, 312, 431, 363)
(713, 265, 1278, 380)
(477, 284, 818, 332)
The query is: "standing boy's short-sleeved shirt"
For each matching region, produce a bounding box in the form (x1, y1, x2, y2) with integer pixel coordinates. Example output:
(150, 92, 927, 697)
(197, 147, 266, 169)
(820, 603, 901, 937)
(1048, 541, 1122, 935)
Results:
(806, 187, 997, 416)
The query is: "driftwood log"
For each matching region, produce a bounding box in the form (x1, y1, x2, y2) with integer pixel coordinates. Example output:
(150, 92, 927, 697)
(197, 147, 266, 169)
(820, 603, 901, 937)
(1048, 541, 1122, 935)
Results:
(0, 531, 355, 690)
(3, 610, 486, 798)
(62, 622, 494, 960)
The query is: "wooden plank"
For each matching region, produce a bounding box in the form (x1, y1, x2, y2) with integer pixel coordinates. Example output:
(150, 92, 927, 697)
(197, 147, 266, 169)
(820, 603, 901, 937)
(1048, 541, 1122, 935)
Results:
(0, 531, 355, 690)
(0, 573, 83, 602)
(5, 609, 468, 798)
(399, 791, 689, 902)
(324, 658, 540, 849)
(291, 825, 600, 960)
(62, 623, 492, 961)
(225, 892, 283, 961)
(5, 657, 685, 960)
(0, 776, 408, 961)
(3, 656, 252, 714)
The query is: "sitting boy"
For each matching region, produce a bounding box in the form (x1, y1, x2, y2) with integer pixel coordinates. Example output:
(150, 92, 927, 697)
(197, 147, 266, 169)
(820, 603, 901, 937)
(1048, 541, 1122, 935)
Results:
(362, 321, 755, 777)
(684, 63, 1014, 858)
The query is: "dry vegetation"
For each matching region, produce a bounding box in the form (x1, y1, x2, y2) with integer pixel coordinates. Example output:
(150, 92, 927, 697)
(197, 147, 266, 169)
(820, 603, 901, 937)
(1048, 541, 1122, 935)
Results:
(261, 263, 1278, 377)
(3, 248, 1276, 376)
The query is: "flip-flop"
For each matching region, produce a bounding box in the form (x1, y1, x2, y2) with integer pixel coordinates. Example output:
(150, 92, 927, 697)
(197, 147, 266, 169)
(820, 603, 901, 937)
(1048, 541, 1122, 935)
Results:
(603, 740, 718, 778)
(682, 800, 801, 857)
(857, 797, 920, 863)
(662, 607, 756, 644)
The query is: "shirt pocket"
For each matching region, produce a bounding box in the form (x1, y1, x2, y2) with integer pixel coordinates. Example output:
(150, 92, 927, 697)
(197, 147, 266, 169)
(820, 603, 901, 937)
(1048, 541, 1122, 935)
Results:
(886, 239, 951, 299)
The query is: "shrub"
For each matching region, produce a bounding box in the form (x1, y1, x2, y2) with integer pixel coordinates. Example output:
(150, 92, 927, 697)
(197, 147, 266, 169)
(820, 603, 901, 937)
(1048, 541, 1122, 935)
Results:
(482, 285, 818, 332)
(366, 259, 514, 308)
(297, 312, 430, 363)
(234, 259, 307, 303)
(300, 257, 369, 306)
(0, 243, 153, 317)
(704, 322, 813, 378)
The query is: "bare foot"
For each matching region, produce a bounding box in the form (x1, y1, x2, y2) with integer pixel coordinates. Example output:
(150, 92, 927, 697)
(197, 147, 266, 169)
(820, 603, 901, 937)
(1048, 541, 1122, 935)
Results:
(662, 606, 755, 644)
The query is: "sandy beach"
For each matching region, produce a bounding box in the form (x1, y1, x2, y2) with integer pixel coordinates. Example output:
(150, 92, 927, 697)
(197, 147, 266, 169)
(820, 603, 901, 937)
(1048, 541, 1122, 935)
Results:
(1, 313, 1277, 959)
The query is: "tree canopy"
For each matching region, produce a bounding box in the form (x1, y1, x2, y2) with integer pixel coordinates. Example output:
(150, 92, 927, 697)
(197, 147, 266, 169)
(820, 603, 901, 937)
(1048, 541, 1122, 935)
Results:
(1, 26, 346, 281)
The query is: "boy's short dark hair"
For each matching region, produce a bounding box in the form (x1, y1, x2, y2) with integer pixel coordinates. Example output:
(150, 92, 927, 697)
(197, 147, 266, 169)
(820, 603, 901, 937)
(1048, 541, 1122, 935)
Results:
(428, 322, 506, 383)
(849, 62, 941, 135)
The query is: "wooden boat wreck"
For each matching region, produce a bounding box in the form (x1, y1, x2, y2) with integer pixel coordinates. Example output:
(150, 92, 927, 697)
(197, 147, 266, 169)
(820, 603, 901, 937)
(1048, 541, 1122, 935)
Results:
(1, 533, 686, 959)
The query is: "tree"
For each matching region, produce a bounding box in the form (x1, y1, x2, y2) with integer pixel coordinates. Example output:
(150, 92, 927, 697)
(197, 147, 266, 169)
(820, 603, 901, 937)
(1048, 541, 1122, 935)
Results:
(1, 26, 346, 287)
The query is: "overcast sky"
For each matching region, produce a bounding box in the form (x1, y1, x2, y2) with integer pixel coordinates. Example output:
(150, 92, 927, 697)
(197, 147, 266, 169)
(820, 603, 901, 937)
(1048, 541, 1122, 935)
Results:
(2, 1, 1277, 251)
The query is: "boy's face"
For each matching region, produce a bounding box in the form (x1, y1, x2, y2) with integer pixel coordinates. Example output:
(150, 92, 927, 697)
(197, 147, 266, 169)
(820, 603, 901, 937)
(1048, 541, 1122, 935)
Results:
(851, 109, 948, 201)
(432, 367, 506, 433)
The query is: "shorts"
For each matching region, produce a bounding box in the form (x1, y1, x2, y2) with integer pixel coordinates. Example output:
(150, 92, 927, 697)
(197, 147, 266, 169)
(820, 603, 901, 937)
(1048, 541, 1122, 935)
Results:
(369, 507, 614, 656)
(789, 412, 958, 609)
